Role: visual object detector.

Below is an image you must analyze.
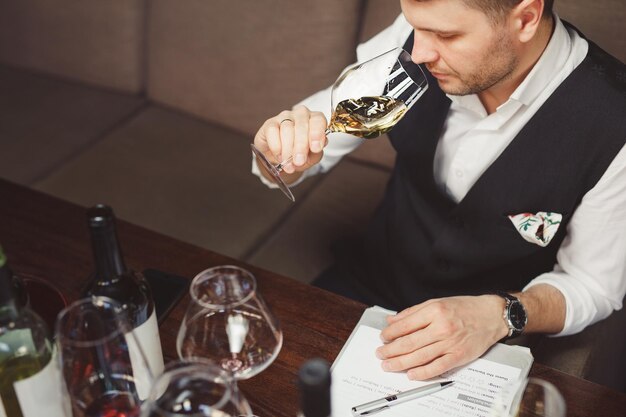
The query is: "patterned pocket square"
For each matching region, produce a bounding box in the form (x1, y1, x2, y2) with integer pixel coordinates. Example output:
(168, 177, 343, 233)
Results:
(508, 211, 562, 247)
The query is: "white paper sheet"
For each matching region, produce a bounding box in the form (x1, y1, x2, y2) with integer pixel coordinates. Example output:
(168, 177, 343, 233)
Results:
(331, 325, 523, 417)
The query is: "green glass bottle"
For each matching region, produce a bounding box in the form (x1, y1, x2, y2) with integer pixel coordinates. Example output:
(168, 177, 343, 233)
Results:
(0, 246, 64, 417)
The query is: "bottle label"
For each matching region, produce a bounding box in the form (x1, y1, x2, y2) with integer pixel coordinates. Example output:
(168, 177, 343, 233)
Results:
(125, 309, 164, 400)
(0, 328, 65, 417)
(10, 349, 67, 417)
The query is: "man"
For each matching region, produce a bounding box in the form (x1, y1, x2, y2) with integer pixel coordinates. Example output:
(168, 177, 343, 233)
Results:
(253, 0, 626, 380)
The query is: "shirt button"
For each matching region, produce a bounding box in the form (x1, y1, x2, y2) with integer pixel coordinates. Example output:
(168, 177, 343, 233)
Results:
(455, 170, 464, 178)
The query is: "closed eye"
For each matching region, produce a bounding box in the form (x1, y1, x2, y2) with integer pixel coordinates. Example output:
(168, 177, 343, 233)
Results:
(437, 33, 458, 40)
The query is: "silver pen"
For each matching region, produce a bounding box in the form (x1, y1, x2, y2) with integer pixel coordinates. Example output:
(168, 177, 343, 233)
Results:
(351, 380, 454, 416)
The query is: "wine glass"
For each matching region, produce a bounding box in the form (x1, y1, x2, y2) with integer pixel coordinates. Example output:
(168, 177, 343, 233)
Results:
(251, 46, 429, 202)
(140, 358, 252, 417)
(489, 377, 566, 417)
(176, 265, 283, 381)
(56, 296, 157, 417)
(2, 243, 68, 332)
(17, 272, 68, 332)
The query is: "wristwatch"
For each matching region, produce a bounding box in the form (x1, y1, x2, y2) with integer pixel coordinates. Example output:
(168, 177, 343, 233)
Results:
(495, 291, 527, 340)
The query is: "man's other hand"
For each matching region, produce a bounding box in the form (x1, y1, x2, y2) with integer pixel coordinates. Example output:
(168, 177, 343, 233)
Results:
(376, 295, 509, 380)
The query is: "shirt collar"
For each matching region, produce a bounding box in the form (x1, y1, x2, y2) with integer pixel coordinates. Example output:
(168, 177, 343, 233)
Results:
(510, 14, 571, 106)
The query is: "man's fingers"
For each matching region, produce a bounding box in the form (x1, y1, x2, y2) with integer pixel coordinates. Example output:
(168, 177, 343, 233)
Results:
(278, 118, 296, 173)
(380, 308, 433, 342)
(376, 296, 507, 381)
(380, 340, 448, 373)
(386, 299, 439, 324)
(377, 327, 436, 360)
(263, 110, 293, 162)
(254, 106, 326, 174)
(292, 106, 311, 167)
(406, 353, 461, 381)
(309, 111, 328, 152)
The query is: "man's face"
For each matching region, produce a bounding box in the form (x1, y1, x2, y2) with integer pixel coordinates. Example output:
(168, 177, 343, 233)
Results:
(401, 0, 520, 96)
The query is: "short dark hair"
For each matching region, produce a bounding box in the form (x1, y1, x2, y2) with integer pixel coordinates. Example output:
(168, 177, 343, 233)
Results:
(469, 0, 553, 21)
(416, 0, 554, 23)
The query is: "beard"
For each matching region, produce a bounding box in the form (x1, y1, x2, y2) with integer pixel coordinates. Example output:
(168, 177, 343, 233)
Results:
(433, 29, 519, 96)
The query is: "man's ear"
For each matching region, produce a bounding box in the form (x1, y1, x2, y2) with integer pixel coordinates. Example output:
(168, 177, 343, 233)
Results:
(510, 0, 545, 43)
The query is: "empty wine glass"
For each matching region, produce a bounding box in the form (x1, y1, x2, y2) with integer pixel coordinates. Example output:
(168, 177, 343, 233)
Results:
(4, 255, 68, 332)
(176, 265, 283, 380)
(489, 377, 566, 417)
(251, 46, 428, 202)
(140, 358, 252, 417)
(56, 296, 157, 417)
(17, 272, 68, 334)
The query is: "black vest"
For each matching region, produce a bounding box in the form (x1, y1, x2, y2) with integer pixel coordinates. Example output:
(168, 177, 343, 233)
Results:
(338, 31, 626, 310)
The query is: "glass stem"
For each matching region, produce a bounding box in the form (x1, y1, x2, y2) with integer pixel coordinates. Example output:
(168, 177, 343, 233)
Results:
(274, 156, 293, 173)
(275, 128, 332, 173)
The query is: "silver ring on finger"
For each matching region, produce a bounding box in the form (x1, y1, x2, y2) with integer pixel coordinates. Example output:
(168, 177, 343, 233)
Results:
(279, 118, 294, 125)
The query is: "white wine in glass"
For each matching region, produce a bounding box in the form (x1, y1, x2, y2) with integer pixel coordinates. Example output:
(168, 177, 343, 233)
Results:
(251, 47, 428, 202)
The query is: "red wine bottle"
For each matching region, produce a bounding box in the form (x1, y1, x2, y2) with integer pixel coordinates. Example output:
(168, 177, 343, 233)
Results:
(298, 358, 332, 417)
(82, 204, 164, 397)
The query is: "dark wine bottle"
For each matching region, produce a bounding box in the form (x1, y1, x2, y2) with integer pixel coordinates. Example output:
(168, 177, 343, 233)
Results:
(298, 358, 332, 417)
(82, 204, 164, 389)
(0, 246, 65, 417)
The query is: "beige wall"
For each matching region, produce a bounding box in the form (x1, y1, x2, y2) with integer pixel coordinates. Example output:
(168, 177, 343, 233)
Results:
(0, 0, 145, 93)
(146, 0, 364, 136)
(556, 0, 626, 63)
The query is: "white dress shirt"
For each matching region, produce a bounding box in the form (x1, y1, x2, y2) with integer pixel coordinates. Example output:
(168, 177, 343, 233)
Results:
(253, 14, 626, 336)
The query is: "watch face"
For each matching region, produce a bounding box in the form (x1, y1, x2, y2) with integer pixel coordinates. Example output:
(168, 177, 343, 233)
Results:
(508, 301, 527, 331)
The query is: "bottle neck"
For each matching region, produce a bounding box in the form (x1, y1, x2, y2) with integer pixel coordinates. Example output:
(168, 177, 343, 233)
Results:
(90, 221, 127, 281)
(0, 255, 19, 312)
(298, 359, 332, 417)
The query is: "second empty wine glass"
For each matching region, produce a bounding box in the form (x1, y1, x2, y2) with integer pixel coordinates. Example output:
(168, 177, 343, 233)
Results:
(489, 377, 566, 417)
(251, 46, 428, 202)
(176, 265, 283, 380)
(140, 359, 252, 417)
(56, 296, 156, 417)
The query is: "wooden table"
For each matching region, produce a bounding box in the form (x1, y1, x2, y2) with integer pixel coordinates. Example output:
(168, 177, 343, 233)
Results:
(2, 178, 625, 417)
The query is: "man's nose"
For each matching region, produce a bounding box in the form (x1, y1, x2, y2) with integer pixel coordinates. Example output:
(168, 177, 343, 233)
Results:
(411, 32, 439, 64)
